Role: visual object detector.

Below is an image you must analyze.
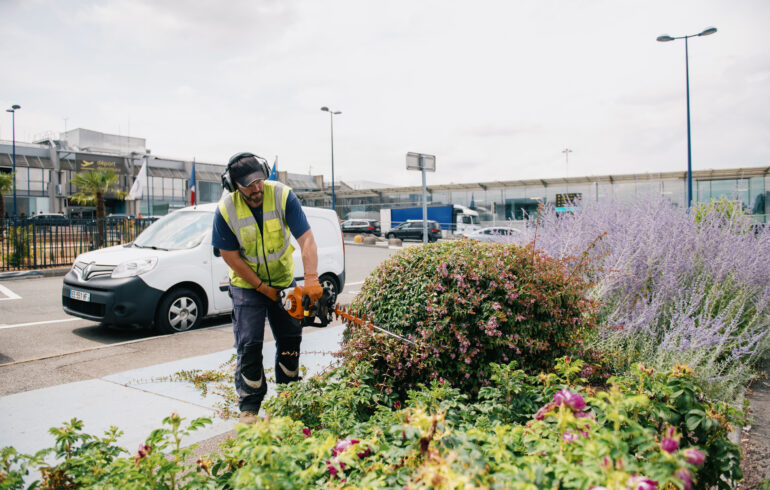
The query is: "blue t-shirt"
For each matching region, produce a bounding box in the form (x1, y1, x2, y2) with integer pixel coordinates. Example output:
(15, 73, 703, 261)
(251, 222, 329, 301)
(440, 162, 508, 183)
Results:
(212, 190, 311, 252)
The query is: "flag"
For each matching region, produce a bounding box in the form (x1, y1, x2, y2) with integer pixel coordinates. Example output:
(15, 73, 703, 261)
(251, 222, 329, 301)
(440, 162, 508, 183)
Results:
(189, 159, 197, 205)
(127, 159, 148, 200)
(268, 156, 278, 181)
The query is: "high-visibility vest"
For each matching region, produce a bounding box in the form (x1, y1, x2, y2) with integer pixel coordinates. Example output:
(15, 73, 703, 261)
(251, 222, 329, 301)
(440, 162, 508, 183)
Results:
(218, 181, 295, 288)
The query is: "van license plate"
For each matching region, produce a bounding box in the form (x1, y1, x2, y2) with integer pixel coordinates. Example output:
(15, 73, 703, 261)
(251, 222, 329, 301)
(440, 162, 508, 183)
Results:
(70, 289, 90, 302)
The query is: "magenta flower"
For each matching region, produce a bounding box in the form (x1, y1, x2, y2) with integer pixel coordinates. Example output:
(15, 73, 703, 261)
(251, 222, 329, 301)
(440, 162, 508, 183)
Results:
(626, 475, 659, 490)
(302, 427, 311, 438)
(661, 437, 679, 453)
(553, 388, 586, 412)
(683, 447, 706, 466)
(676, 468, 693, 490)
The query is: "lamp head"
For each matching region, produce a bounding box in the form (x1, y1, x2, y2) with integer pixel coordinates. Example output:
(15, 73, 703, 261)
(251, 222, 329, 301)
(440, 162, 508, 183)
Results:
(321, 106, 330, 112)
(698, 27, 717, 36)
(657, 35, 675, 42)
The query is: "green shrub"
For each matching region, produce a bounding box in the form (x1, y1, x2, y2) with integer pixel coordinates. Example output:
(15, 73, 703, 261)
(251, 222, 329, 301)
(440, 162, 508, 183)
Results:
(338, 240, 598, 397)
(3, 361, 742, 489)
(4, 225, 31, 268)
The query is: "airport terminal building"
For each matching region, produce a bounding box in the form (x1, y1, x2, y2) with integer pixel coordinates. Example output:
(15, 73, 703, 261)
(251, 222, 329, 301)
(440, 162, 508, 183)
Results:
(1, 128, 767, 224)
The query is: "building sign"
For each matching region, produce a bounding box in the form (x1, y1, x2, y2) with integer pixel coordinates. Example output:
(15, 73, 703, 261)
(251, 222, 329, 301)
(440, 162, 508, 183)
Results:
(76, 154, 125, 175)
(555, 193, 582, 208)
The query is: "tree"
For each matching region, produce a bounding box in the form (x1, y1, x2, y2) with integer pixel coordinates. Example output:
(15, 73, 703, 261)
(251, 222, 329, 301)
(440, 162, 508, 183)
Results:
(0, 171, 14, 238)
(70, 170, 125, 248)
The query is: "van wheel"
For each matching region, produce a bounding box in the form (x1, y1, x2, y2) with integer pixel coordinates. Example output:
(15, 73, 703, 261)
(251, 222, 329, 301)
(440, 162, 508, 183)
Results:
(319, 273, 340, 302)
(386, 233, 395, 239)
(156, 287, 202, 334)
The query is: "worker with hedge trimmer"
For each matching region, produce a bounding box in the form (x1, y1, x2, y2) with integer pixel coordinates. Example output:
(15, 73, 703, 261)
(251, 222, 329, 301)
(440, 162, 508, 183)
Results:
(213, 152, 323, 425)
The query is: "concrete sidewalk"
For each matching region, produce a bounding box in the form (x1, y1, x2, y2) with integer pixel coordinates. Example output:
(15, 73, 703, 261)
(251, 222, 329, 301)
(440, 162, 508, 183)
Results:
(0, 325, 344, 456)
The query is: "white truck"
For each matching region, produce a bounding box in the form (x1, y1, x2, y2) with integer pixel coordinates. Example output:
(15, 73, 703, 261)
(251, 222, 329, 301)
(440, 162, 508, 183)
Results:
(62, 203, 345, 334)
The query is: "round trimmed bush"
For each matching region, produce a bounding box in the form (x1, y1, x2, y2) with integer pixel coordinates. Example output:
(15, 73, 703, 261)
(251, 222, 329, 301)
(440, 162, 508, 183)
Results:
(339, 240, 597, 396)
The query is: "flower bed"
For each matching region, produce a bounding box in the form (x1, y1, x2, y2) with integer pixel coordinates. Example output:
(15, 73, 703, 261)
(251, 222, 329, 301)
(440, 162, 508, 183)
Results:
(1, 360, 743, 488)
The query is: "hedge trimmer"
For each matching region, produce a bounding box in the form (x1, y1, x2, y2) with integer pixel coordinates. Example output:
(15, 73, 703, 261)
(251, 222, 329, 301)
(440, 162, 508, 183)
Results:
(280, 285, 418, 346)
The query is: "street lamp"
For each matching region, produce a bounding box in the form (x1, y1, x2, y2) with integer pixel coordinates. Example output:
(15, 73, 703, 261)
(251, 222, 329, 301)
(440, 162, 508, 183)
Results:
(320, 106, 341, 212)
(5, 104, 21, 218)
(657, 27, 717, 208)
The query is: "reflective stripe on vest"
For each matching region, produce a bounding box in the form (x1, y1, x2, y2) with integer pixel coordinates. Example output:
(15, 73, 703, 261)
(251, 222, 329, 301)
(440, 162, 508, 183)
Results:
(218, 181, 295, 287)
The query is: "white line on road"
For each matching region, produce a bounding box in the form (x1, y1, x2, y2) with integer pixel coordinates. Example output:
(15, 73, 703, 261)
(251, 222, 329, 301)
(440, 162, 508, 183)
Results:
(346, 281, 365, 286)
(0, 284, 22, 301)
(0, 318, 80, 330)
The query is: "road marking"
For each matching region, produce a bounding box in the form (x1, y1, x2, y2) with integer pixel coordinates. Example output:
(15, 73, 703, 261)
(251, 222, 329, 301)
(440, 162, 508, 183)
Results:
(0, 323, 232, 368)
(0, 284, 22, 301)
(346, 281, 365, 286)
(0, 318, 80, 330)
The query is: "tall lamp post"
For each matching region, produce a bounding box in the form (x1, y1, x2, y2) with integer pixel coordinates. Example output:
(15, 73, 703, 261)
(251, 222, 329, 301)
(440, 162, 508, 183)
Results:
(320, 106, 341, 212)
(657, 27, 717, 208)
(5, 104, 21, 218)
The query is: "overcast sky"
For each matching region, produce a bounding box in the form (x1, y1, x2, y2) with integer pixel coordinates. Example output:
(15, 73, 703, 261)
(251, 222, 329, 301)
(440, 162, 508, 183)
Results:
(1, 0, 768, 187)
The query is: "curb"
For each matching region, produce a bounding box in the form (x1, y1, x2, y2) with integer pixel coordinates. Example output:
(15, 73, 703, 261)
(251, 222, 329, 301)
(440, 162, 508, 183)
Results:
(0, 267, 70, 280)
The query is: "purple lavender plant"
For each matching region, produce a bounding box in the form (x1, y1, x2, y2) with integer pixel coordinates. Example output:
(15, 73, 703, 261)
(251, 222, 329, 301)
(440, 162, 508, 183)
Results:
(511, 194, 770, 400)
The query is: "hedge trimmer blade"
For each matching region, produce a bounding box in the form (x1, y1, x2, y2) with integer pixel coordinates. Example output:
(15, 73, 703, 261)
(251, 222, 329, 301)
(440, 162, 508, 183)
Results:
(334, 304, 418, 346)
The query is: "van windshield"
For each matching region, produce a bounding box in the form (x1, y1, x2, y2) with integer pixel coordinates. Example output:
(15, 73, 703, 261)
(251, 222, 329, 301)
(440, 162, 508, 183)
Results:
(134, 211, 214, 250)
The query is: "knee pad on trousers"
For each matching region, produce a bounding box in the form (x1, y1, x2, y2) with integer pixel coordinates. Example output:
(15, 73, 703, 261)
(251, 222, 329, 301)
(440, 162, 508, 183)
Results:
(240, 341, 265, 391)
(276, 336, 301, 384)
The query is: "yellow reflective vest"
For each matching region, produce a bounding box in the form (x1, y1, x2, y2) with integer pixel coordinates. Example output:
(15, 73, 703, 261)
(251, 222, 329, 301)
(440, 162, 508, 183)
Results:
(218, 181, 295, 288)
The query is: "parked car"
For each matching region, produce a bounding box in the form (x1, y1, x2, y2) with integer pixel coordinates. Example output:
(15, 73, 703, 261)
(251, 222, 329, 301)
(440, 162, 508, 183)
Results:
(105, 213, 135, 222)
(27, 213, 70, 226)
(341, 219, 381, 236)
(385, 220, 441, 242)
(465, 226, 522, 243)
(62, 203, 345, 333)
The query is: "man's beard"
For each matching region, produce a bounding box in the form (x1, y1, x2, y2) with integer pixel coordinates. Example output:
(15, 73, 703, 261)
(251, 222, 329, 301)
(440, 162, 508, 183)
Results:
(244, 191, 263, 204)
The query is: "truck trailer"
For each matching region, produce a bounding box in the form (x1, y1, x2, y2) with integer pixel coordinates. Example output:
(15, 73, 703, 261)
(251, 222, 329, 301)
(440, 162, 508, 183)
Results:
(380, 204, 480, 236)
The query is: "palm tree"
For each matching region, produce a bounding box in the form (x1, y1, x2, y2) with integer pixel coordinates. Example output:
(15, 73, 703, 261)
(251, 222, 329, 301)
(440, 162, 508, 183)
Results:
(70, 169, 125, 248)
(0, 171, 14, 238)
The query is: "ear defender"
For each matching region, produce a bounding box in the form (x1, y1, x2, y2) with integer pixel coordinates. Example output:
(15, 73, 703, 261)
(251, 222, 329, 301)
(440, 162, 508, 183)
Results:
(221, 152, 269, 192)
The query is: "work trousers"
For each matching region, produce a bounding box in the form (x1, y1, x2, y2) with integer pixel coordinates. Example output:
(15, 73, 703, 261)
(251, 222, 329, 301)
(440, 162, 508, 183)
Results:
(230, 284, 302, 413)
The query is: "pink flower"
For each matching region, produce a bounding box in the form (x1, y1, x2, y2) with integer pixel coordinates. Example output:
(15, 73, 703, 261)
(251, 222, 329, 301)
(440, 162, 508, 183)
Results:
(332, 438, 360, 457)
(553, 388, 586, 412)
(302, 427, 311, 437)
(393, 401, 401, 409)
(562, 431, 578, 443)
(683, 448, 706, 466)
(661, 437, 679, 453)
(626, 475, 659, 490)
(134, 443, 152, 467)
(676, 468, 693, 490)
(535, 401, 555, 420)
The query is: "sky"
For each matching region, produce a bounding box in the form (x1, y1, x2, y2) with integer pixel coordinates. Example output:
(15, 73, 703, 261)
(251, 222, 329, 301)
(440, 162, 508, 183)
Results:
(1, 0, 768, 187)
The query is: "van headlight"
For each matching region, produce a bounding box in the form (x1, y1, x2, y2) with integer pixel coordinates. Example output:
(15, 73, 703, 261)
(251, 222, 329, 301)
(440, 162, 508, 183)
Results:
(111, 257, 158, 278)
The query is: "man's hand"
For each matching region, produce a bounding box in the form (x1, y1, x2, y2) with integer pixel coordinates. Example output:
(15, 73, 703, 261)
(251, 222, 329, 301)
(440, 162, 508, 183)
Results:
(258, 283, 281, 302)
(303, 272, 323, 303)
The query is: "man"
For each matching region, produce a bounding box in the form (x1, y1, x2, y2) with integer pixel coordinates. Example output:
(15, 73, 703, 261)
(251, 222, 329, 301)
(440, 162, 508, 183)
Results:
(212, 152, 323, 424)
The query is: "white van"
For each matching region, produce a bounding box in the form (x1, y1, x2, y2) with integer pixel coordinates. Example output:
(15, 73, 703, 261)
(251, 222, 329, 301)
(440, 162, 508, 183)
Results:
(61, 203, 345, 334)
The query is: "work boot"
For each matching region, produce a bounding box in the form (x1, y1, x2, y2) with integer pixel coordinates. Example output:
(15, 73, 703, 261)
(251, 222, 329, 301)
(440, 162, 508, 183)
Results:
(238, 410, 260, 425)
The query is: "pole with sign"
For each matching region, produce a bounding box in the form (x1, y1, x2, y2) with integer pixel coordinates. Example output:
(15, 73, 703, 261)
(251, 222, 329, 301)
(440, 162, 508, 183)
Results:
(406, 152, 436, 244)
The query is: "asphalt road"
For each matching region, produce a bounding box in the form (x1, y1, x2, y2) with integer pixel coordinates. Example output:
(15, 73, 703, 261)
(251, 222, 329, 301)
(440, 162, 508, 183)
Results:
(0, 243, 398, 397)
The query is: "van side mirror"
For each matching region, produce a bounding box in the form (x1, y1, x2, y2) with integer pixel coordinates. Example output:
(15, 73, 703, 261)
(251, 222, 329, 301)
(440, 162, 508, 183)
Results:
(213, 247, 221, 257)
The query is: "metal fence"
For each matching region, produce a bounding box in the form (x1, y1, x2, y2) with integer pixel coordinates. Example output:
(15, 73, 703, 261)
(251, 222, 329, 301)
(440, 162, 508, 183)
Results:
(0, 218, 157, 272)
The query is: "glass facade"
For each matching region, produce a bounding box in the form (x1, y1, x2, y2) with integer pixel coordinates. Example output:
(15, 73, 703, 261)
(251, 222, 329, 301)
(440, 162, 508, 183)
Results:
(315, 172, 768, 225)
